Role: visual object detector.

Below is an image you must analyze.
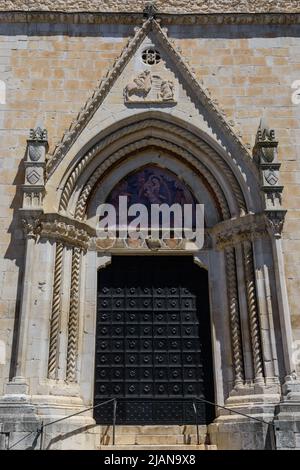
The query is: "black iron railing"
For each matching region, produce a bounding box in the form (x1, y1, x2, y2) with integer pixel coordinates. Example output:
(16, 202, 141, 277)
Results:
(192, 396, 279, 450)
(7, 396, 279, 450)
(7, 398, 117, 450)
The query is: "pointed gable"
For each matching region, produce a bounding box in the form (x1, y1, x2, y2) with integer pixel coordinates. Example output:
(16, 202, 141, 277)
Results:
(46, 17, 251, 179)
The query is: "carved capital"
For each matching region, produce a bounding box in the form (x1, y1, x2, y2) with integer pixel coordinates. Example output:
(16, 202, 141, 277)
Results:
(21, 215, 42, 240)
(265, 210, 287, 239)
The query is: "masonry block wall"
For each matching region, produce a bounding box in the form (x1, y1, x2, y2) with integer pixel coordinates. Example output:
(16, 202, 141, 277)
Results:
(0, 3, 300, 393)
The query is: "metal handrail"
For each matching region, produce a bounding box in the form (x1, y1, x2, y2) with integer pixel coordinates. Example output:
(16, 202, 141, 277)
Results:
(193, 396, 279, 450)
(8, 397, 117, 450)
(192, 401, 200, 445)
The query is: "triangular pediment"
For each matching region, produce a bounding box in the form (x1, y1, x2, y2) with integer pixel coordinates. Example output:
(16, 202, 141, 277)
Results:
(46, 18, 251, 178)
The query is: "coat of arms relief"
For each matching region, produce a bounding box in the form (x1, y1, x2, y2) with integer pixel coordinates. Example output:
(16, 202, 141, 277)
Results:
(124, 70, 176, 104)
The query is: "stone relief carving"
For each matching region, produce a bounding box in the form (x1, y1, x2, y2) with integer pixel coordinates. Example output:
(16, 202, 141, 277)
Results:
(124, 70, 152, 101)
(41, 220, 90, 249)
(23, 127, 48, 209)
(26, 169, 40, 185)
(124, 71, 176, 104)
(253, 118, 284, 212)
(21, 217, 42, 240)
(160, 80, 175, 101)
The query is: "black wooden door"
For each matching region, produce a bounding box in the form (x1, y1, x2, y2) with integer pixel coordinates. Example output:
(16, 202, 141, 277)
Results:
(94, 256, 214, 425)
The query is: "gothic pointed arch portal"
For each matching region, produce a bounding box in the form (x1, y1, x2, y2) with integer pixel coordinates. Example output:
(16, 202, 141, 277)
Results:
(18, 108, 294, 447)
(11, 10, 296, 451)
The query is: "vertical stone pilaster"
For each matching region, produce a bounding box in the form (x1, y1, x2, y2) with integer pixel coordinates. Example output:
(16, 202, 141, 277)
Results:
(66, 246, 82, 382)
(14, 216, 42, 381)
(47, 241, 64, 380)
(225, 246, 244, 387)
(242, 240, 264, 383)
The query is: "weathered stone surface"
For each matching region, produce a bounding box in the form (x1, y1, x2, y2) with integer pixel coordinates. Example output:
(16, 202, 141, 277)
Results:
(0, 1, 300, 451)
(0, 1, 298, 14)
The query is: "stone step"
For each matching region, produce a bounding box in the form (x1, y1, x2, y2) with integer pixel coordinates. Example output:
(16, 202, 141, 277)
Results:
(100, 425, 207, 435)
(99, 445, 217, 451)
(101, 433, 208, 446)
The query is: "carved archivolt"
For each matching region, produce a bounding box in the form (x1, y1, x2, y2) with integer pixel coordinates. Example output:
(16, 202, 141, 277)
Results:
(74, 137, 230, 221)
(59, 119, 247, 217)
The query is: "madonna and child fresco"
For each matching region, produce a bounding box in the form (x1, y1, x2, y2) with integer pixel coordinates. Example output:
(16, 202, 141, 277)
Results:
(103, 165, 201, 236)
(107, 165, 197, 209)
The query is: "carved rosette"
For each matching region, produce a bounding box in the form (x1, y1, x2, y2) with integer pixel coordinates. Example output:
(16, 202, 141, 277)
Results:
(242, 241, 264, 383)
(225, 247, 244, 387)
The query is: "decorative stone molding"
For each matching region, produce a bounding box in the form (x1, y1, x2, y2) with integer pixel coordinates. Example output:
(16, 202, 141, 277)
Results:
(47, 17, 250, 177)
(73, 137, 230, 221)
(59, 118, 246, 216)
(212, 214, 268, 250)
(1, 11, 300, 26)
(242, 240, 264, 383)
(39, 214, 94, 249)
(0, 1, 298, 15)
(47, 19, 152, 177)
(253, 119, 283, 211)
(225, 247, 244, 387)
(48, 241, 64, 380)
(90, 235, 209, 252)
(66, 247, 82, 382)
(22, 127, 48, 210)
(265, 210, 287, 239)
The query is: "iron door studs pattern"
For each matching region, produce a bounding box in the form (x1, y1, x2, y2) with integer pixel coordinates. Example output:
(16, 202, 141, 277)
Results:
(94, 256, 214, 425)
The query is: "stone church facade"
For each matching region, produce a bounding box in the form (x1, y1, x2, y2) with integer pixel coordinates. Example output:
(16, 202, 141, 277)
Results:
(0, 0, 300, 450)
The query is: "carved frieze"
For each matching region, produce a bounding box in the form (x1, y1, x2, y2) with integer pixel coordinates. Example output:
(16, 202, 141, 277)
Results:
(40, 220, 90, 249)
(212, 214, 268, 249)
